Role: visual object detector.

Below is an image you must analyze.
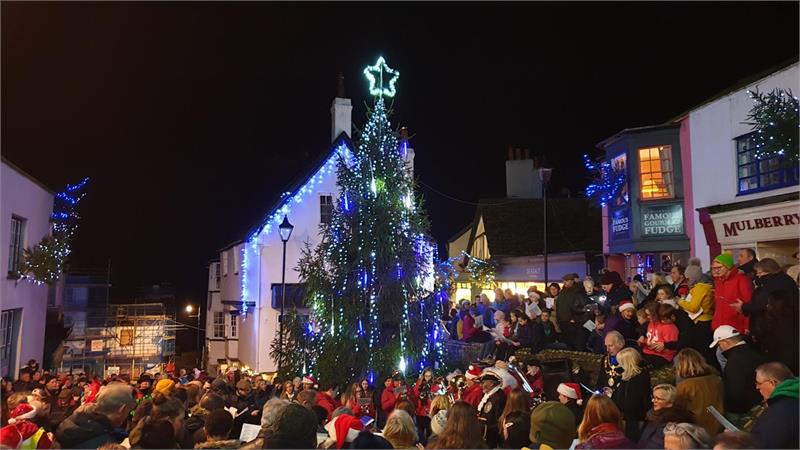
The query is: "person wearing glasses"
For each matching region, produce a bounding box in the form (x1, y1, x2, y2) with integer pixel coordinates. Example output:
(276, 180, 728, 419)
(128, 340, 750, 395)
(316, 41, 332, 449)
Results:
(638, 384, 694, 450)
(751, 361, 799, 450)
(663, 422, 713, 450)
(709, 253, 752, 338)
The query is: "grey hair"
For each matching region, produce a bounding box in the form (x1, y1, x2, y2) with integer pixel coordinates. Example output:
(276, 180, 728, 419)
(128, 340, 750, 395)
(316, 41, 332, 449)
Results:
(605, 330, 625, 347)
(663, 422, 712, 449)
(260, 398, 290, 430)
(95, 383, 136, 414)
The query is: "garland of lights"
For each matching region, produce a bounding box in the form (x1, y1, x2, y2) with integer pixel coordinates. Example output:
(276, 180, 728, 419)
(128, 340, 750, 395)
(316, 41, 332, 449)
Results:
(744, 88, 799, 161)
(461, 251, 498, 289)
(18, 177, 89, 285)
(583, 154, 627, 207)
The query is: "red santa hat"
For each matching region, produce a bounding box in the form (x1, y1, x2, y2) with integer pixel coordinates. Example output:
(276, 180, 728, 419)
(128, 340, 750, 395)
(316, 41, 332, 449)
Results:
(324, 414, 364, 449)
(464, 365, 482, 380)
(302, 375, 317, 385)
(8, 403, 37, 425)
(0, 425, 22, 449)
(618, 301, 636, 313)
(557, 382, 583, 405)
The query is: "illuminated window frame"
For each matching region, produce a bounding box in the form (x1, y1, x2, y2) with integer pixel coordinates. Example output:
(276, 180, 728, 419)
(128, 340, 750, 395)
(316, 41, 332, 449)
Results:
(638, 145, 674, 200)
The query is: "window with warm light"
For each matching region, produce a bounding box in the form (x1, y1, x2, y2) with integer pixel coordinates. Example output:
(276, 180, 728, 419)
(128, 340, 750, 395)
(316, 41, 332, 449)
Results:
(638, 146, 674, 200)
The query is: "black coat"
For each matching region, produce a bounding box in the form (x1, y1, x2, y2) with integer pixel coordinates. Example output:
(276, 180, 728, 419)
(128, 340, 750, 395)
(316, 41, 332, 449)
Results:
(611, 371, 651, 442)
(637, 407, 694, 450)
(664, 307, 694, 352)
(515, 322, 534, 348)
(744, 272, 798, 341)
(478, 389, 506, 449)
(752, 390, 799, 449)
(606, 285, 634, 313)
(722, 343, 768, 414)
(55, 412, 122, 449)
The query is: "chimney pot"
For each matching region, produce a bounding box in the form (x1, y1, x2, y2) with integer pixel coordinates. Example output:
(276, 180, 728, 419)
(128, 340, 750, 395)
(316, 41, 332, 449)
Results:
(524, 148, 530, 160)
(508, 146, 514, 161)
(515, 148, 522, 160)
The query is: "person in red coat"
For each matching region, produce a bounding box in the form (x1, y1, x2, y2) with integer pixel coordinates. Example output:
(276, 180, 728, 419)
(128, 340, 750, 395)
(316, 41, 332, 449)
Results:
(346, 382, 376, 419)
(316, 381, 341, 421)
(711, 253, 753, 333)
(411, 368, 442, 444)
(381, 373, 413, 417)
(461, 365, 484, 408)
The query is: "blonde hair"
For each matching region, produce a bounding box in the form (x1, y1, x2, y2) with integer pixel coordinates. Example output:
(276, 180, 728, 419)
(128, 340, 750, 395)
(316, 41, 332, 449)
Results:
(674, 348, 713, 379)
(653, 384, 677, 404)
(429, 394, 452, 418)
(617, 348, 642, 381)
(384, 409, 418, 449)
(578, 395, 623, 441)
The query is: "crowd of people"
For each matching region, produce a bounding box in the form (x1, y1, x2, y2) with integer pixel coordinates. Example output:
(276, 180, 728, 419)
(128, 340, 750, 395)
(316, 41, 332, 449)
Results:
(0, 249, 797, 449)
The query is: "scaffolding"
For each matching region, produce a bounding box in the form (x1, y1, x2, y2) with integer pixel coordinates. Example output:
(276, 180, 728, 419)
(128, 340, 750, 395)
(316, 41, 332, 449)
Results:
(61, 302, 179, 378)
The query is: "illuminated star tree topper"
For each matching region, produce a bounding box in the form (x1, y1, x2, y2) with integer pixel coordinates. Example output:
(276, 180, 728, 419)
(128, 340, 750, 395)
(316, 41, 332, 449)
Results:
(363, 56, 400, 98)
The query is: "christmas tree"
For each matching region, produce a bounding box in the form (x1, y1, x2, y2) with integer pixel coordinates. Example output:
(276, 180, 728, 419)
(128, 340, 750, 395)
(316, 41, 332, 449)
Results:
(287, 58, 444, 384)
(745, 88, 799, 161)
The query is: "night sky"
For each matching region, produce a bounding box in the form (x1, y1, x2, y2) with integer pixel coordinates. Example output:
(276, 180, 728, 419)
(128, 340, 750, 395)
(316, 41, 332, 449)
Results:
(3, 2, 798, 306)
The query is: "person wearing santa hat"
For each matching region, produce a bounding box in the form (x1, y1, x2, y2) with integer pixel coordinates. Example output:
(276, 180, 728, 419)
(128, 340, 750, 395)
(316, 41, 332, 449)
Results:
(301, 375, 317, 390)
(461, 365, 484, 409)
(557, 382, 584, 427)
(4, 403, 54, 449)
(604, 300, 639, 343)
(321, 414, 364, 449)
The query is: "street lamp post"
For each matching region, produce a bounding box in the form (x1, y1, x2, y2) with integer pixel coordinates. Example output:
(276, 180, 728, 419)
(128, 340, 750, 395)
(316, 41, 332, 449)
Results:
(186, 304, 200, 369)
(278, 215, 294, 373)
(539, 168, 553, 286)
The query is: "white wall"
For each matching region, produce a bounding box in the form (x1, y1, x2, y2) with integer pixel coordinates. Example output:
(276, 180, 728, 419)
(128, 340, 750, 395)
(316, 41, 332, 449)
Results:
(1, 160, 54, 375)
(689, 63, 799, 267)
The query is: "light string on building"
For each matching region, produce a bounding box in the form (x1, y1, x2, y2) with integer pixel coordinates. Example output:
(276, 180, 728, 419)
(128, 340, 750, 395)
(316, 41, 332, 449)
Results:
(583, 154, 627, 207)
(745, 87, 799, 161)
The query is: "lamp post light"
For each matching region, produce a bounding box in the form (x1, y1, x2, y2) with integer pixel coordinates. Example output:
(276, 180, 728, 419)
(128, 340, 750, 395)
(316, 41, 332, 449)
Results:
(278, 215, 294, 373)
(539, 168, 553, 287)
(186, 304, 200, 368)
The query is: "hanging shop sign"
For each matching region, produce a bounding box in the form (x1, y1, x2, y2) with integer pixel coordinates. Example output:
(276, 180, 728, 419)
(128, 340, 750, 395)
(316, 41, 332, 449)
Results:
(641, 204, 684, 236)
(611, 208, 631, 240)
(90, 340, 104, 353)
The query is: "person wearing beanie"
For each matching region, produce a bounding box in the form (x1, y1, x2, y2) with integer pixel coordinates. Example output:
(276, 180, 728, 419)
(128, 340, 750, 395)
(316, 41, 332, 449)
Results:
(710, 252, 752, 338)
(556, 383, 584, 427)
(528, 401, 577, 449)
(232, 378, 259, 439)
(679, 264, 716, 365)
(154, 378, 175, 397)
(7, 403, 55, 449)
(599, 271, 634, 315)
(429, 409, 447, 440)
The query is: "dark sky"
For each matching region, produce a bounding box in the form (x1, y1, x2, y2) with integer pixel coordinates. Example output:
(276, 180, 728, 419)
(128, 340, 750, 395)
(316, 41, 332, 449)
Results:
(3, 2, 798, 305)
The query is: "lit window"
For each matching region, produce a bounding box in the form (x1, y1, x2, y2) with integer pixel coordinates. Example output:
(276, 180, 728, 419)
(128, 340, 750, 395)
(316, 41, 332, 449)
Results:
(638, 146, 674, 200)
(736, 133, 798, 194)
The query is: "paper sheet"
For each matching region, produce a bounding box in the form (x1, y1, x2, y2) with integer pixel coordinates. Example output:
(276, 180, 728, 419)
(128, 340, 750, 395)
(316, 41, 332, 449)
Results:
(239, 423, 261, 442)
(544, 297, 555, 309)
(583, 319, 596, 331)
(688, 307, 704, 321)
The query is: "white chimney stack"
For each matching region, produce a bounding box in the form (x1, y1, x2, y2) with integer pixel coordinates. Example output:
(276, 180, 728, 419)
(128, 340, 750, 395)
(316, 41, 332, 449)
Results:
(331, 73, 352, 142)
(505, 147, 544, 199)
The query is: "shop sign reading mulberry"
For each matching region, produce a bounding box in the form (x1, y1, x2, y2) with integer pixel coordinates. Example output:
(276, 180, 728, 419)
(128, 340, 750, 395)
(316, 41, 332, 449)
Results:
(641, 204, 684, 236)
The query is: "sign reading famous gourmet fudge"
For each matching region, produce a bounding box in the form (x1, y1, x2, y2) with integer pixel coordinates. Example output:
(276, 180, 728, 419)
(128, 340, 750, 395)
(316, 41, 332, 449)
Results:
(641, 203, 684, 236)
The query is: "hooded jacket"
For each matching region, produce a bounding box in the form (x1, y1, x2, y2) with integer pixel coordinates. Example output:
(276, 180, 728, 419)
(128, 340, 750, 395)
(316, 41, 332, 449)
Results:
(712, 269, 753, 332)
(183, 404, 212, 448)
(54, 412, 121, 449)
(752, 378, 799, 449)
(743, 272, 798, 340)
(637, 407, 694, 449)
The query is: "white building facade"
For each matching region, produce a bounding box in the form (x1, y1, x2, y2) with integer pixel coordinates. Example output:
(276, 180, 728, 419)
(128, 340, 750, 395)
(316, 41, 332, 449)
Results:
(680, 62, 799, 268)
(1, 158, 55, 377)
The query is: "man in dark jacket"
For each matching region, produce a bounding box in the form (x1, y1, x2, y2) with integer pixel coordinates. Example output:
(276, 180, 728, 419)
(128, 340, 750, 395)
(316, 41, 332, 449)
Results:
(713, 326, 768, 417)
(599, 271, 634, 313)
(55, 383, 136, 448)
(736, 248, 758, 280)
(12, 369, 37, 393)
(732, 258, 799, 348)
(555, 273, 588, 350)
(476, 371, 506, 449)
(752, 362, 799, 449)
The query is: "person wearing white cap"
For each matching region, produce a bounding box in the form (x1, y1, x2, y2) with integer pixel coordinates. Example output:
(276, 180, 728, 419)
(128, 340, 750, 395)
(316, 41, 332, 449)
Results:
(710, 325, 768, 421)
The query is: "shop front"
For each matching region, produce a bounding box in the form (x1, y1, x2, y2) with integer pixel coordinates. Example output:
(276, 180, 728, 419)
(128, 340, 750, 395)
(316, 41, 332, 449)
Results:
(600, 124, 691, 281)
(699, 192, 799, 267)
